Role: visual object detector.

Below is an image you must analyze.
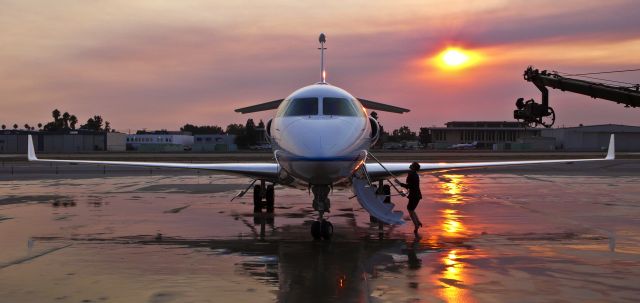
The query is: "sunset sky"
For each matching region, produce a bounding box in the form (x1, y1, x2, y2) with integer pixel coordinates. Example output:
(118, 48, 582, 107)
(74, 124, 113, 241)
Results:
(1, 0, 639, 132)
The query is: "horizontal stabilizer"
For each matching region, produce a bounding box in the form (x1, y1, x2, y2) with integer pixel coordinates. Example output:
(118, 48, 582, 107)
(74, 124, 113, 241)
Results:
(235, 97, 410, 114)
(357, 98, 410, 114)
(235, 99, 284, 114)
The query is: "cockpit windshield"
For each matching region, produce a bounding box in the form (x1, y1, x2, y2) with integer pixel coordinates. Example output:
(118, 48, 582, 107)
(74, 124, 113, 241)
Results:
(282, 97, 319, 116)
(322, 97, 360, 116)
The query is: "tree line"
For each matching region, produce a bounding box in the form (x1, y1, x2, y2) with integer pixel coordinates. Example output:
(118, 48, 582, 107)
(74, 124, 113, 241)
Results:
(379, 126, 431, 145)
(180, 119, 266, 148)
(1, 109, 113, 132)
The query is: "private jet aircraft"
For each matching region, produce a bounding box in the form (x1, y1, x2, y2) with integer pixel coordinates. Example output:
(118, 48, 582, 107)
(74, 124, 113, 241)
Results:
(26, 34, 616, 240)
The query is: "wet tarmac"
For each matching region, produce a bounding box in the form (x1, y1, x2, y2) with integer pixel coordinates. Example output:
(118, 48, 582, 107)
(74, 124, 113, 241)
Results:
(1, 160, 640, 302)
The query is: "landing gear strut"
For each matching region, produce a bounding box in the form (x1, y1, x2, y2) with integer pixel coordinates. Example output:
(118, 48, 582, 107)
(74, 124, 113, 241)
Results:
(310, 185, 333, 240)
(253, 181, 275, 213)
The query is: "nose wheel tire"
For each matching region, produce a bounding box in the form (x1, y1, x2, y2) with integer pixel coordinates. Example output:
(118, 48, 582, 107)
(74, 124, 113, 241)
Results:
(311, 220, 333, 240)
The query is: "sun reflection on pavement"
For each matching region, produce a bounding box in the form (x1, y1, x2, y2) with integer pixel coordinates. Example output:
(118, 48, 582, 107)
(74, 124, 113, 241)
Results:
(435, 174, 475, 303)
(439, 174, 468, 204)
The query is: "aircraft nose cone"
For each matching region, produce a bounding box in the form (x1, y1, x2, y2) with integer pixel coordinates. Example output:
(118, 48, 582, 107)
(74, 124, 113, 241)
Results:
(280, 118, 363, 158)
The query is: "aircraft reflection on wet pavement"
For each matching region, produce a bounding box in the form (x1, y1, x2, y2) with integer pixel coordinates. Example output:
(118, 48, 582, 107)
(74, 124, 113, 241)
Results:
(31, 174, 478, 302)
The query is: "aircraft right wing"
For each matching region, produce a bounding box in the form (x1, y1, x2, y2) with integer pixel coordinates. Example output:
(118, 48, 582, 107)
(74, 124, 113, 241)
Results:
(367, 134, 615, 179)
(27, 135, 279, 180)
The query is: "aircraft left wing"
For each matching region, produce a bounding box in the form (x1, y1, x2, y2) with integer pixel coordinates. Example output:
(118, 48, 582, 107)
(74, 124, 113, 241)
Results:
(27, 135, 279, 180)
(367, 134, 615, 179)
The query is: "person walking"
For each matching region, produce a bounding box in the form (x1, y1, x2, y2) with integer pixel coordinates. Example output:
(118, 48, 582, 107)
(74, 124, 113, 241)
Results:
(396, 162, 423, 234)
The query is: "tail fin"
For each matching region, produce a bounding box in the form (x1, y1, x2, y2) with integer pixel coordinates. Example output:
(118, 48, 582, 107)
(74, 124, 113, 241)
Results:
(605, 134, 615, 160)
(319, 33, 327, 83)
(27, 135, 38, 161)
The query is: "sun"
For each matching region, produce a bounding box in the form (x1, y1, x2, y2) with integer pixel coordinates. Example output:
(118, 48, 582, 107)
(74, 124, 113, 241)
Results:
(433, 47, 480, 70)
(442, 49, 469, 67)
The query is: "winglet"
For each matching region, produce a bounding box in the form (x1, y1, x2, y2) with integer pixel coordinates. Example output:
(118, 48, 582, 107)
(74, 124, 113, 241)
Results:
(605, 134, 615, 160)
(27, 135, 38, 161)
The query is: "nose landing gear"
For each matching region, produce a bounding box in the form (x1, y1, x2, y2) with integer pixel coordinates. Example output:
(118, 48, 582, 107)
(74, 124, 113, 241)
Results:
(310, 185, 334, 240)
(253, 181, 275, 213)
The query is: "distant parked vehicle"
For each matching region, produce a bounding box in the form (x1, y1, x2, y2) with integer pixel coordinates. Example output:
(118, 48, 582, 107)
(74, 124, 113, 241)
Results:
(383, 142, 403, 150)
(383, 141, 423, 150)
(249, 144, 272, 150)
(448, 141, 478, 150)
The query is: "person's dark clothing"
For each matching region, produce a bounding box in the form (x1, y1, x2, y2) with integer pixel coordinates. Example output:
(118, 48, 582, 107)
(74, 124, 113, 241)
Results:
(398, 170, 422, 211)
(406, 197, 420, 211)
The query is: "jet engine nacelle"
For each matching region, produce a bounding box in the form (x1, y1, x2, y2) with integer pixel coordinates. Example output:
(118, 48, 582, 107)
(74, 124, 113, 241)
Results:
(369, 117, 380, 146)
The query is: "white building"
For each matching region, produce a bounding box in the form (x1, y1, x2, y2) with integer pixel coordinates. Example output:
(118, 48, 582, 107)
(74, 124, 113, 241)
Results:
(126, 132, 194, 152)
(193, 134, 237, 152)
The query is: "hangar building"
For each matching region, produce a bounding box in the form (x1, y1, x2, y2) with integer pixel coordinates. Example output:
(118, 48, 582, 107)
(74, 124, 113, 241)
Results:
(425, 121, 640, 151)
(0, 131, 127, 154)
(541, 124, 640, 151)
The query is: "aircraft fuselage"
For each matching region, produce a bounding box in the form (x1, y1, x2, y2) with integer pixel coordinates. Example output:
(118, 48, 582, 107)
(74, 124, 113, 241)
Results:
(270, 83, 374, 185)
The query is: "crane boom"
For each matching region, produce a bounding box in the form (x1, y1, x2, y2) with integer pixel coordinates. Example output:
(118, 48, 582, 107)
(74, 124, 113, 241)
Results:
(514, 66, 640, 128)
(524, 67, 640, 108)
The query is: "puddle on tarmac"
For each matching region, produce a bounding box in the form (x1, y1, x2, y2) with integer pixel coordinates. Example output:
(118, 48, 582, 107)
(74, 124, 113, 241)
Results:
(1, 168, 640, 302)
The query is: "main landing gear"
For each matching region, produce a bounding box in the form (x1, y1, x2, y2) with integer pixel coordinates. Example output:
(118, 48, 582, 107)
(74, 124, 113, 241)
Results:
(253, 181, 275, 213)
(310, 185, 334, 240)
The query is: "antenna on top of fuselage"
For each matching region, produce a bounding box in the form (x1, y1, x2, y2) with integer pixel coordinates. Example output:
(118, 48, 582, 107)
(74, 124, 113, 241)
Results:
(318, 33, 327, 83)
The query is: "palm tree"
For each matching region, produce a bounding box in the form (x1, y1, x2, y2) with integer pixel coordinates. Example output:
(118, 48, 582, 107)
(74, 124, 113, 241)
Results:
(52, 109, 62, 129)
(37, 123, 43, 130)
(24, 124, 30, 130)
(1, 124, 5, 130)
(69, 115, 78, 130)
(62, 112, 70, 129)
(52, 109, 61, 122)
(13, 124, 18, 130)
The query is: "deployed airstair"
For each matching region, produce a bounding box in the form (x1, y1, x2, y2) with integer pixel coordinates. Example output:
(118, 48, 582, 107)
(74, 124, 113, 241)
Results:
(351, 177, 405, 225)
